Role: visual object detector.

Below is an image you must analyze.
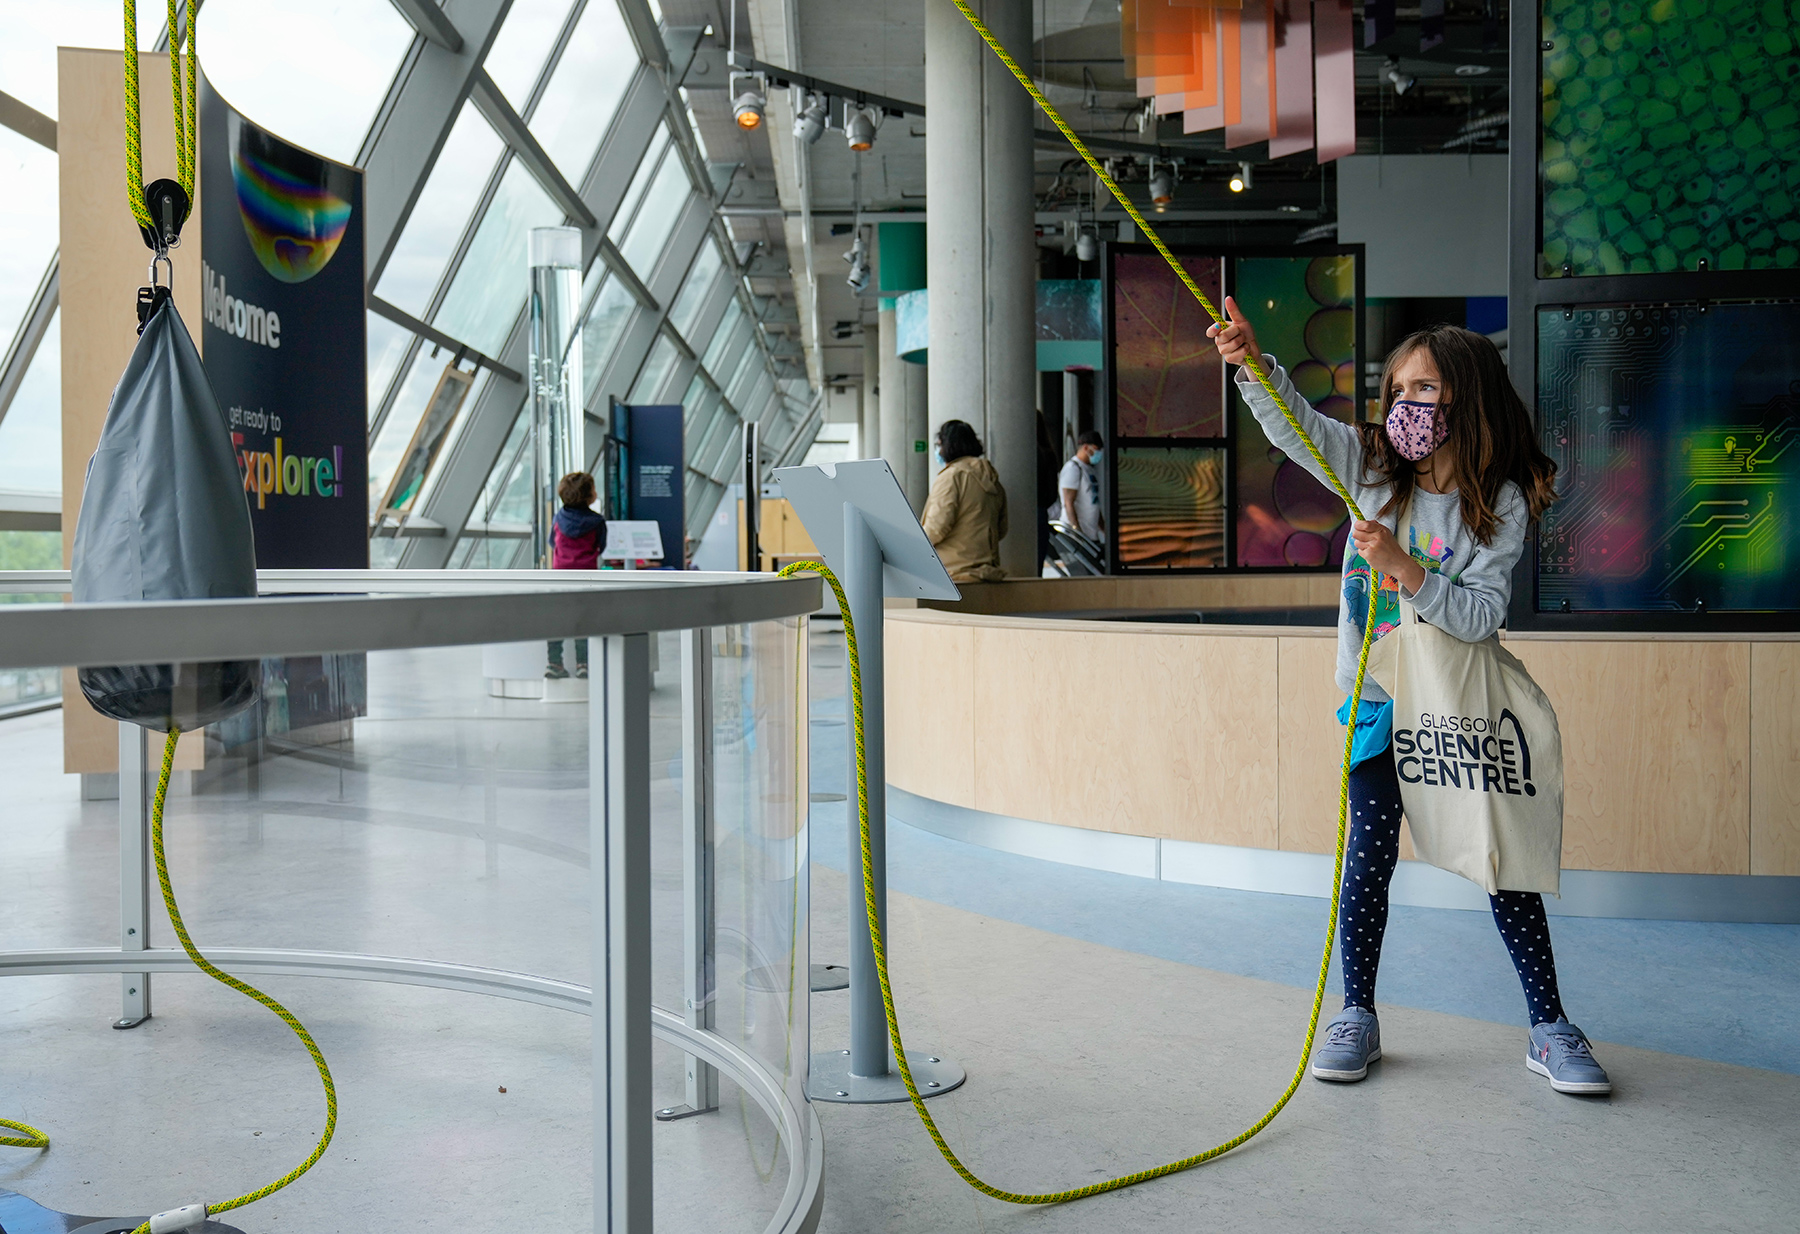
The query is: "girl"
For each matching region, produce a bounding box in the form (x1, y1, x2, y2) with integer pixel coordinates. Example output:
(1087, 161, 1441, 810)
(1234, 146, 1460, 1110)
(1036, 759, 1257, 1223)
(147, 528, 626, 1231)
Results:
(1208, 297, 1611, 1097)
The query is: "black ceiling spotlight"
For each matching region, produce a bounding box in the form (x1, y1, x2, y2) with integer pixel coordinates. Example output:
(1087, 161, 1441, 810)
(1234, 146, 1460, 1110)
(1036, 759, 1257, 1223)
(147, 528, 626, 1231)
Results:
(793, 89, 827, 144)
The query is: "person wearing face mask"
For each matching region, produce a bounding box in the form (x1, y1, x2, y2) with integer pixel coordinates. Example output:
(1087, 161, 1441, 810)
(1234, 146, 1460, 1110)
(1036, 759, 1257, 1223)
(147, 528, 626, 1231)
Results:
(921, 419, 1009, 582)
(1209, 297, 1612, 1100)
(1055, 430, 1106, 543)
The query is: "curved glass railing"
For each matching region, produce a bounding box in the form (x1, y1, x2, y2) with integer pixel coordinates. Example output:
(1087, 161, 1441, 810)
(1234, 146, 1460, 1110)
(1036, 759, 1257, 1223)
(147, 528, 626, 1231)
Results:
(0, 570, 821, 1234)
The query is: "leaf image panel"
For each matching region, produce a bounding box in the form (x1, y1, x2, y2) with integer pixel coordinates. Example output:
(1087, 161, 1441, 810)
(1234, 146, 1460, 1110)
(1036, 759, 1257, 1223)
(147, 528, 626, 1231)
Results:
(1112, 251, 1225, 438)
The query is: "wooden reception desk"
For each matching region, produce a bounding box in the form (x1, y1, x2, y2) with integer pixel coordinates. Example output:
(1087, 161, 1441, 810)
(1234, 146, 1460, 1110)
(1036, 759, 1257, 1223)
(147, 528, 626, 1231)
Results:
(882, 578, 1800, 920)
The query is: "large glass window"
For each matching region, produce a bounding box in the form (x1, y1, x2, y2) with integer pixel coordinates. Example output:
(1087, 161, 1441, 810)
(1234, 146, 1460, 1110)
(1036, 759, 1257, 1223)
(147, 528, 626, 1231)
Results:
(580, 275, 640, 402)
(367, 348, 458, 508)
(2, 4, 159, 119)
(667, 242, 722, 340)
(482, 0, 577, 112)
(701, 301, 745, 374)
(374, 103, 506, 319)
(617, 149, 693, 276)
(628, 335, 679, 402)
(199, 0, 414, 164)
(434, 159, 562, 357)
(0, 130, 56, 362)
(366, 313, 414, 421)
(607, 126, 670, 244)
(0, 312, 61, 493)
(722, 336, 761, 406)
(528, 0, 638, 183)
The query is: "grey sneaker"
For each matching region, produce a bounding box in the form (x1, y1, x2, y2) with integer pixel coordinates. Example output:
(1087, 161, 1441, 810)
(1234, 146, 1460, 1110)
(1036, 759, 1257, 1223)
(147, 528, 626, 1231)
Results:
(545, 664, 571, 680)
(1527, 1019, 1612, 1095)
(1312, 1006, 1381, 1082)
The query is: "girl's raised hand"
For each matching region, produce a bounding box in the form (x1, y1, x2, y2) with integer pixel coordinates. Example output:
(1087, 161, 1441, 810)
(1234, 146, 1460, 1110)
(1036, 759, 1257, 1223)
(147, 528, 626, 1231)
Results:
(1205, 295, 1261, 367)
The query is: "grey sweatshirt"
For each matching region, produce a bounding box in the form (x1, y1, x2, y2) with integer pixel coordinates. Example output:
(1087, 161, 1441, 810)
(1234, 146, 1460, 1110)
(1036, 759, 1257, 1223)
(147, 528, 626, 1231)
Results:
(1236, 356, 1528, 704)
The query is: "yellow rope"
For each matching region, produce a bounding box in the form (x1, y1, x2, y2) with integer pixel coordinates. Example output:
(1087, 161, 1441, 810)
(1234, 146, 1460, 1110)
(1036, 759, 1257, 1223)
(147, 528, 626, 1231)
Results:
(0, 1119, 49, 1150)
(783, 561, 1377, 1203)
(773, 0, 1388, 1202)
(124, 0, 198, 235)
(127, 724, 338, 1232)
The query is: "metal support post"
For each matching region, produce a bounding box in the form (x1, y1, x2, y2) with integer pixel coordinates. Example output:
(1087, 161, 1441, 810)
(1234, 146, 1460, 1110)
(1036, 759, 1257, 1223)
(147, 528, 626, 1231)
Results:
(807, 505, 964, 1102)
(116, 722, 152, 1029)
(593, 634, 653, 1234)
(843, 504, 887, 1078)
(657, 628, 718, 1122)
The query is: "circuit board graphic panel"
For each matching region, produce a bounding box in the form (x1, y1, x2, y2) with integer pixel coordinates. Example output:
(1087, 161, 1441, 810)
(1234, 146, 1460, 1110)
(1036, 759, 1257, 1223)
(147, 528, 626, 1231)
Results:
(1537, 302, 1800, 612)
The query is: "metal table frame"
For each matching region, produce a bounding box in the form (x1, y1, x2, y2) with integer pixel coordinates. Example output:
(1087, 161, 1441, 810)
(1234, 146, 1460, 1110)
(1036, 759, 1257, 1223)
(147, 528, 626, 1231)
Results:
(0, 570, 825, 1234)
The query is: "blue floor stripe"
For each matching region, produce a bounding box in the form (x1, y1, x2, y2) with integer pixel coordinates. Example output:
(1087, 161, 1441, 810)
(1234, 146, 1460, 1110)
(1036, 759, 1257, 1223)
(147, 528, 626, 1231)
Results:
(807, 718, 1800, 1075)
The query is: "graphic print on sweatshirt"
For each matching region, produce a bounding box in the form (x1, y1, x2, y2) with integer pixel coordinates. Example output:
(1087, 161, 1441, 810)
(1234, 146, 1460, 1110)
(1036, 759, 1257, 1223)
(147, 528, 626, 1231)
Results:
(1343, 525, 1458, 639)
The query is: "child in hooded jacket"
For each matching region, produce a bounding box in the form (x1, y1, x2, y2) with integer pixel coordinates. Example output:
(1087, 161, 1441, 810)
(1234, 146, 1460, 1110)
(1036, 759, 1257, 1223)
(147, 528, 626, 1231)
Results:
(547, 471, 605, 679)
(1209, 297, 1612, 1097)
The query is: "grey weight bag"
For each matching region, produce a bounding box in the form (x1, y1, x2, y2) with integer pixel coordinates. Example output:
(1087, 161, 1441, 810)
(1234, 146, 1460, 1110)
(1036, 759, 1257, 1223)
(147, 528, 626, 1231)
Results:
(71, 295, 259, 732)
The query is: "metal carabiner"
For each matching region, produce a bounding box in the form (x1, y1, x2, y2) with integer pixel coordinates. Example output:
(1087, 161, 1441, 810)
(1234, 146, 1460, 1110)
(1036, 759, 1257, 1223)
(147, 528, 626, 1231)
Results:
(147, 247, 174, 291)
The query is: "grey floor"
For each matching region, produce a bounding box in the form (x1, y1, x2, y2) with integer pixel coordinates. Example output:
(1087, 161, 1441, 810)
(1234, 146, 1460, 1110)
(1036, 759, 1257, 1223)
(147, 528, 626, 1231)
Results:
(3, 631, 1798, 1233)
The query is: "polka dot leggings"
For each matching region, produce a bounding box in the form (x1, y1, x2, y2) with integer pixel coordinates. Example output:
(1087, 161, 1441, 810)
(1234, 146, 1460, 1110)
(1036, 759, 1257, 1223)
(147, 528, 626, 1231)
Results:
(1339, 750, 1567, 1027)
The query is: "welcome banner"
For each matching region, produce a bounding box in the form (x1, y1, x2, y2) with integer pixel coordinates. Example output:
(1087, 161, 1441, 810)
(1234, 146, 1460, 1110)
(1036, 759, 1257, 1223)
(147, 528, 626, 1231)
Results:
(201, 78, 368, 567)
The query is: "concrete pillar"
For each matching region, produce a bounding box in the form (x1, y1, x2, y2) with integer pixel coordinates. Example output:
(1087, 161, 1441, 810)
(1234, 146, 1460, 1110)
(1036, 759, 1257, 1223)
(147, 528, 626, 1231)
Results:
(925, 0, 1037, 577)
(861, 323, 882, 461)
(879, 301, 930, 512)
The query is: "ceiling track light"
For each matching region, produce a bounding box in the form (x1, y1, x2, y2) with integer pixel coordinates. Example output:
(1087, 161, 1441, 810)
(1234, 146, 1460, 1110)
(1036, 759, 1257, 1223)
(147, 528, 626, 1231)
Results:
(1383, 57, 1416, 96)
(844, 232, 871, 293)
(845, 106, 876, 152)
(793, 90, 827, 145)
(1229, 161, 1253, 193)
(1148, 158, 1174, 210)
(731, 73, 767, 130)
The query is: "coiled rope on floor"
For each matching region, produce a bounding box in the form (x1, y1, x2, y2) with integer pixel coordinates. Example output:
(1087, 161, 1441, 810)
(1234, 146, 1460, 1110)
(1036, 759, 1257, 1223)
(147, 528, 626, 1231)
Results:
(131, 724, 339, 1233)
(3, 726, 340, 1228)
(121, 730, 342, 1230)
(0, 1119, 49, 1151)
(775, 0, 1386, 1203)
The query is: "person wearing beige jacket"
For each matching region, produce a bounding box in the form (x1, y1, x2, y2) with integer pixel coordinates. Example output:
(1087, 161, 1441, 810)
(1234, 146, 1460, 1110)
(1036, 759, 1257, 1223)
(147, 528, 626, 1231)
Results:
(921, 419, 1008, 583)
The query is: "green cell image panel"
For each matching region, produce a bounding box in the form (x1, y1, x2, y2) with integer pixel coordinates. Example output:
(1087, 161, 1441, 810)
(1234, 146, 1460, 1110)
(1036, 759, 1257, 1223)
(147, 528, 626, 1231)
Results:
(1232, 254, 1357, 568)
(1540, 0, 1800, 277)
(1115, 446, 1227, 570)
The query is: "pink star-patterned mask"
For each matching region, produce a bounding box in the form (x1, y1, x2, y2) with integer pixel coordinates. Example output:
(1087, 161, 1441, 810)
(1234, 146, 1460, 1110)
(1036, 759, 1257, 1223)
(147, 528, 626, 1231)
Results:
(1384, 398, 1448, 462)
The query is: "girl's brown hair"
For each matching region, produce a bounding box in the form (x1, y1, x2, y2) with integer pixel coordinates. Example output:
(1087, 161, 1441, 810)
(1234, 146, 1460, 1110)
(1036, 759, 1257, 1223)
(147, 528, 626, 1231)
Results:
(1356, 324, 1557, 544)
(558, 471, 597, 508)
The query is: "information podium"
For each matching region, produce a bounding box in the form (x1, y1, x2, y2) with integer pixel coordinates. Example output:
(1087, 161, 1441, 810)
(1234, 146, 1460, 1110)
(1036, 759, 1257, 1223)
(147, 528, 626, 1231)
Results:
(774, 460, 967, 1103)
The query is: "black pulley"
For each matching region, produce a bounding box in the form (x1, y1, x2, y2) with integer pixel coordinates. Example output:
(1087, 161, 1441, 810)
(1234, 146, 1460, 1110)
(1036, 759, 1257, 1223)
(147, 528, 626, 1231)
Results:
(139, 177, 191, 252)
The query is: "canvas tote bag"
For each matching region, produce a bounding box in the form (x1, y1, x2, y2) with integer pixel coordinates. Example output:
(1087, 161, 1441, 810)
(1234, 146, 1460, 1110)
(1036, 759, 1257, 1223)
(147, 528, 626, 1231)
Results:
(1364, 508, 1565, 896)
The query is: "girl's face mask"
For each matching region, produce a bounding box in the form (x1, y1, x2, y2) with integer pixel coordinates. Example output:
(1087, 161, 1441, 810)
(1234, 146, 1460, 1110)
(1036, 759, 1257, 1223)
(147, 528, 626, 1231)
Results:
(1385, 399, 1448, 462)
